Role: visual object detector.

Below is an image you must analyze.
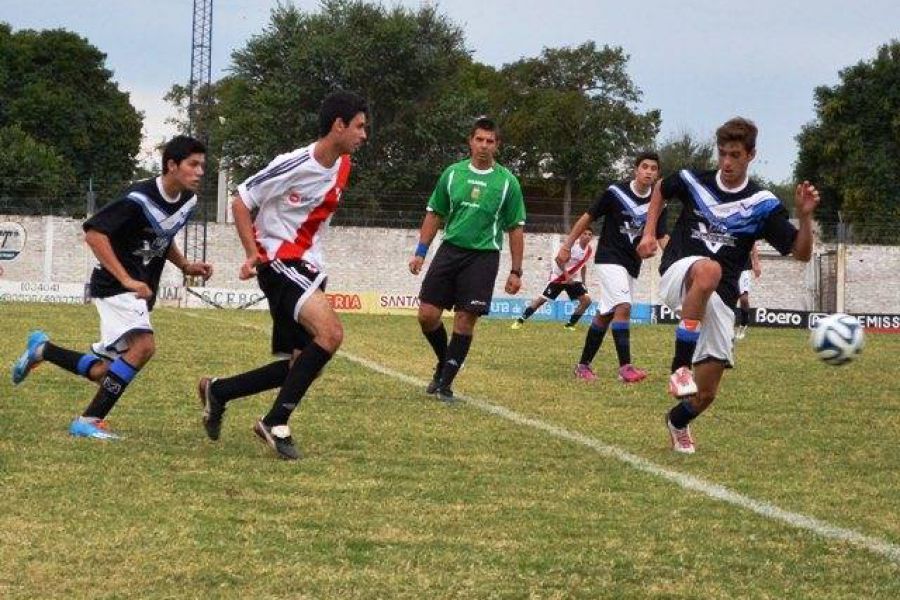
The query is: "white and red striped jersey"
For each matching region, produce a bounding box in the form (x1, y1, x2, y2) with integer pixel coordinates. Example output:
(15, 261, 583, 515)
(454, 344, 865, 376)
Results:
(237, 142, 351, 270)
(549, 240, 593, 283)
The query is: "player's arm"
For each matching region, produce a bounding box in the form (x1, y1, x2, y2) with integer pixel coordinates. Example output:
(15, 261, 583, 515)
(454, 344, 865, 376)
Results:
(790, 181, 820, 262)
(409, 210, 443, 275)
(580, 264, 587, 285)
(84, 229, 152, 299)
(556, 212, 593, 270)
(166, 241, 213, 281)
(505, 226, 524, 294)
(637, 181, 664, 258)
(231, 194, 262, 280)
(750, 242, 762, 277)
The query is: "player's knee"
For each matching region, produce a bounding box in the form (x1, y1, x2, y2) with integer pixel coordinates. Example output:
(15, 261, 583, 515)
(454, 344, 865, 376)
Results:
(691, 260, 722, 291)
(316, 322, 344, 353)
(129, 335, 156, 364)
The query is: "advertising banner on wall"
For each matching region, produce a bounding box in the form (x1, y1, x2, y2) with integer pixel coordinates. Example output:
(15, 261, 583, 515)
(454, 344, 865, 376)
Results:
(652, 304, 900, 332)
(0, 281, 87, 304)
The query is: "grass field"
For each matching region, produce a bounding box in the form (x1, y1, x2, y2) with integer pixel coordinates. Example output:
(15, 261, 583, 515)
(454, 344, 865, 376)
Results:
(1, 302, 898, 598)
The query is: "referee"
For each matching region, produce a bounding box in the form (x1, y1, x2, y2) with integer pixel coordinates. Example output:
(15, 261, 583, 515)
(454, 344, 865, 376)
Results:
(408, 117, 526, 402)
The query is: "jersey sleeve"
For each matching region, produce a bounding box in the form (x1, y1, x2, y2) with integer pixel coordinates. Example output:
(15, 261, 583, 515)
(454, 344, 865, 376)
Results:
(237, 152, 300, 210)
(426, 166, 453, 217)
(760, 204, 798, 255)
(501, 175, 526, 231)
(660, 173, 684, 202)
(83, 198, 140, 235)
(586, 190, 612, 220)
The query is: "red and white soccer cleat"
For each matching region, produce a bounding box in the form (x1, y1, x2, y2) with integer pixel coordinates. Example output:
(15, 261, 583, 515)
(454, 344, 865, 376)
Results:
(668, 366, 698, 398)
(666, 417, 696, 454)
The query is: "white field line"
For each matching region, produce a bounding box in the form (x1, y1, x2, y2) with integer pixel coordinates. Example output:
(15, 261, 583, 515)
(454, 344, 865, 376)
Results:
(185, 311, 900, 565)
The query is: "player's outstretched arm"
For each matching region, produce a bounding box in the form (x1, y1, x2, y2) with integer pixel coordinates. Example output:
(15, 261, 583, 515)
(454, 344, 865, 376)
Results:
(637, 181, 664, 259)
(751, 242, 762, 277)
(84, 229, 152, 299)
(231, 195, 261, 280)
(791, 181, 820, 262)
(556, 212, 592, 270)
(409, 211, 442, 275)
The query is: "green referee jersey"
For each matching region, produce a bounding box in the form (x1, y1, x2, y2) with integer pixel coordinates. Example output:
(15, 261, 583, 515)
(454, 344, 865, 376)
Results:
(427, 159, 526, 251)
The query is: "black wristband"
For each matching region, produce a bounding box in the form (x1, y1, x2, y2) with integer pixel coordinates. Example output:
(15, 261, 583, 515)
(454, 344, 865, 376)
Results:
(510, 269, 522, 277)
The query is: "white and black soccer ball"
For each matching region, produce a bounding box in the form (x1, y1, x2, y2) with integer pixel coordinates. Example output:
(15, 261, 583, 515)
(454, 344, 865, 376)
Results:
(810, 313, 865, 366)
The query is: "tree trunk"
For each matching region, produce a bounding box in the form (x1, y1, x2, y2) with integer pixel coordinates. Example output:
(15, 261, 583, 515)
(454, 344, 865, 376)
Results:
(563, 176, 573, 231)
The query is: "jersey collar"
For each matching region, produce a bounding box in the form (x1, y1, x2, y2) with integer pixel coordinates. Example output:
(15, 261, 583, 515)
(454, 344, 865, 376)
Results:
(715, 170, 749, 194)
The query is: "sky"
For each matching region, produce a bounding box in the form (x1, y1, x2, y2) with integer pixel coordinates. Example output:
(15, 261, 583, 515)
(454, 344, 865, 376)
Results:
(3, 0, 899, 182)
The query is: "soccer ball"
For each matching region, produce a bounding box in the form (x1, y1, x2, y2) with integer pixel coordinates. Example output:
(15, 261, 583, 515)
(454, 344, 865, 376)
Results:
(810, 313, 864, 366)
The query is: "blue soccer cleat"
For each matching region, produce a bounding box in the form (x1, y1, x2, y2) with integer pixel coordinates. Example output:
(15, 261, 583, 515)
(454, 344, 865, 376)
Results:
(69, 417, 120, 440)
(11, 330, 49, 385)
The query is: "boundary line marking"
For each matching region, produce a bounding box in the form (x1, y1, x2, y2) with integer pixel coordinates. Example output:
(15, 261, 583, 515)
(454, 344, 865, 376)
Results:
(185, 311, 900, 565)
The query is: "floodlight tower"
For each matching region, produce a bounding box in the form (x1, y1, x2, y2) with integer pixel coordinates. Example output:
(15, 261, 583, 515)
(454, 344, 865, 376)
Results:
(183, 0, 214, 278)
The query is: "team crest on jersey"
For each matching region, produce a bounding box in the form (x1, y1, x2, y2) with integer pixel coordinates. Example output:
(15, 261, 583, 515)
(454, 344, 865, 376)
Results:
(690, 215, 736, 253)
(619, 218, 645, 243)
(470, 186, 481, 201)
(287, 191, 302, 205)
(133, 236, 170, 266)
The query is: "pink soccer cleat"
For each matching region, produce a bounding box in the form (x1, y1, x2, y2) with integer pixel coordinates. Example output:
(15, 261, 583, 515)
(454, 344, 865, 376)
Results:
(573, 363, 597, 381)
(617, 364, 647, 384)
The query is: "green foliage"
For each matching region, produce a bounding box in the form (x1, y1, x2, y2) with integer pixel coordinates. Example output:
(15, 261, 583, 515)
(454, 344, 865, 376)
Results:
(656, 130, 715, 178)
(795, 40, 900, 242)
(0, 24, 142, 188)
(215, 1, 480, 202)
(0, 125, 76, 213)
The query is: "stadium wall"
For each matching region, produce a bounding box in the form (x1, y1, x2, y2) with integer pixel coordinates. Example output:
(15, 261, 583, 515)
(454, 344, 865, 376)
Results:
(1, 216, 898, 313)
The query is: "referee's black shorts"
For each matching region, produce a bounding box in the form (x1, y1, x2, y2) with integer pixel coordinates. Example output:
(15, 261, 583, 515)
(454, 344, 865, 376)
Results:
(419, 242, 500, 316)
(257, 259, 324, 356)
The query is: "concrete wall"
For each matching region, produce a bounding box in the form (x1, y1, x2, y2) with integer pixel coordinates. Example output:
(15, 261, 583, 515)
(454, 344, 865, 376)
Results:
(1, 215, 897, 312)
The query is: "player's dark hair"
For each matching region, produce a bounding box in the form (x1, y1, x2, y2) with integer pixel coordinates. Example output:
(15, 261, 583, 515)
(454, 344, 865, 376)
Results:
(470, 116, 500, 140)
(162, 136, 206, 174)
(716, 117, 758, 152)
(319, 91, 368, 137)
(634, 151, 660, 169)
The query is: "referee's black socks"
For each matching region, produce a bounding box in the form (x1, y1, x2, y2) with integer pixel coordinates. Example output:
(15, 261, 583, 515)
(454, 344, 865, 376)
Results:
(439, 332, 472, 390)
(263, 343, 332, 427)
(423, 323, 448, 370)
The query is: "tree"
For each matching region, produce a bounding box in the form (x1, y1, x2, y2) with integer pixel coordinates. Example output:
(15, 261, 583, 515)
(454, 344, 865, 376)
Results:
(500, 42, 660, 228)
(0, 125, 76, 214)
(211, 0, 482, 204)
(0, 23, 142, 204)
(656, 131, 715, 179)
(795, 40, 900, 242)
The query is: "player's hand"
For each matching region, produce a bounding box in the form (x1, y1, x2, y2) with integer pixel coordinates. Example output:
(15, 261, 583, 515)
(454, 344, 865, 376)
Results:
(125, 279, 153, 300)
(555, 246, 570, 270)
(239, 255, 260, 280)
(753, 266, 762, 279)
(636, 234, 657, 259)
(184, 261, 213, 281)
(505, 273, 521, 295)
(794, 181, 820, 218)
(409, 255, 425, 275)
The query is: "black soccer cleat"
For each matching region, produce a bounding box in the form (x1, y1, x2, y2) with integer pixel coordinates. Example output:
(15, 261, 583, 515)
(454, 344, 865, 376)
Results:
(437, 386, 456, 404)
(253, 419, 301, 460)
(198, 377, 226, 441)
(425, 362, 442, 395)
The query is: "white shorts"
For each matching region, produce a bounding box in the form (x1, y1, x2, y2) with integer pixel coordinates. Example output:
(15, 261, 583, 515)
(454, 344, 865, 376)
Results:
(594, 264, 635, 316)
(738, 270, 752, 295)
(91, 293, 153, 359)
(659, 256, 735, 367)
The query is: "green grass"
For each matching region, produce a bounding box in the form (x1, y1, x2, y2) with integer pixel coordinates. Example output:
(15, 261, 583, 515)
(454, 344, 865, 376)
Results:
(1, 303, 898, 598)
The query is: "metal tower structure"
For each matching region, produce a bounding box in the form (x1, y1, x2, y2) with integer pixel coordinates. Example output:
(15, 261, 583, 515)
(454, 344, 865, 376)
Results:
(183, 0, 214, 278)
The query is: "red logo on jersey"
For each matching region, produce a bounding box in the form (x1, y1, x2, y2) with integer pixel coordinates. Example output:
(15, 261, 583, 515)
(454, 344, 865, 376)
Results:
(287, 191, 302, 205)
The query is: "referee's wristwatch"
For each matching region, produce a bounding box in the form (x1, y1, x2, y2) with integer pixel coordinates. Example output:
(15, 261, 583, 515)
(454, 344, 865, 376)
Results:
(510, 268, 523, 277)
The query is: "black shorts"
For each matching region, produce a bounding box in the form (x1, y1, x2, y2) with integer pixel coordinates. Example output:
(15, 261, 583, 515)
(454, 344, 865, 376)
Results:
(257, 259, 326, 356)
(419, 242, 500, 316)
(541, 281, 588, 300)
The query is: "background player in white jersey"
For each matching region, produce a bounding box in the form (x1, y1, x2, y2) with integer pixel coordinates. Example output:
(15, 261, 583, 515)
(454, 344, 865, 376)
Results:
(11, 136, 211, 439)
(735, 242, 761, 339)
(637, 117, 819, 454)
(197, 92, 367, 460)
(511, 228, 594, 330)
(409, 117, 526, 403)
(557, 152, 668, 384)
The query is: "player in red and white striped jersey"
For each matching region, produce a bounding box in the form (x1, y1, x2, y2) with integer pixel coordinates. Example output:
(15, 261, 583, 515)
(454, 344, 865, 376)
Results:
(196, 92, 368, 460)
(511, 228, 594, 330)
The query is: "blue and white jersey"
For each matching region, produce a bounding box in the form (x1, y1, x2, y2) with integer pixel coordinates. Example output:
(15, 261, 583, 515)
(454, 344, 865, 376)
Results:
(84, 177, 196, 308)
(587, 180, 668, 278)
(659, 169, 796, 306)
